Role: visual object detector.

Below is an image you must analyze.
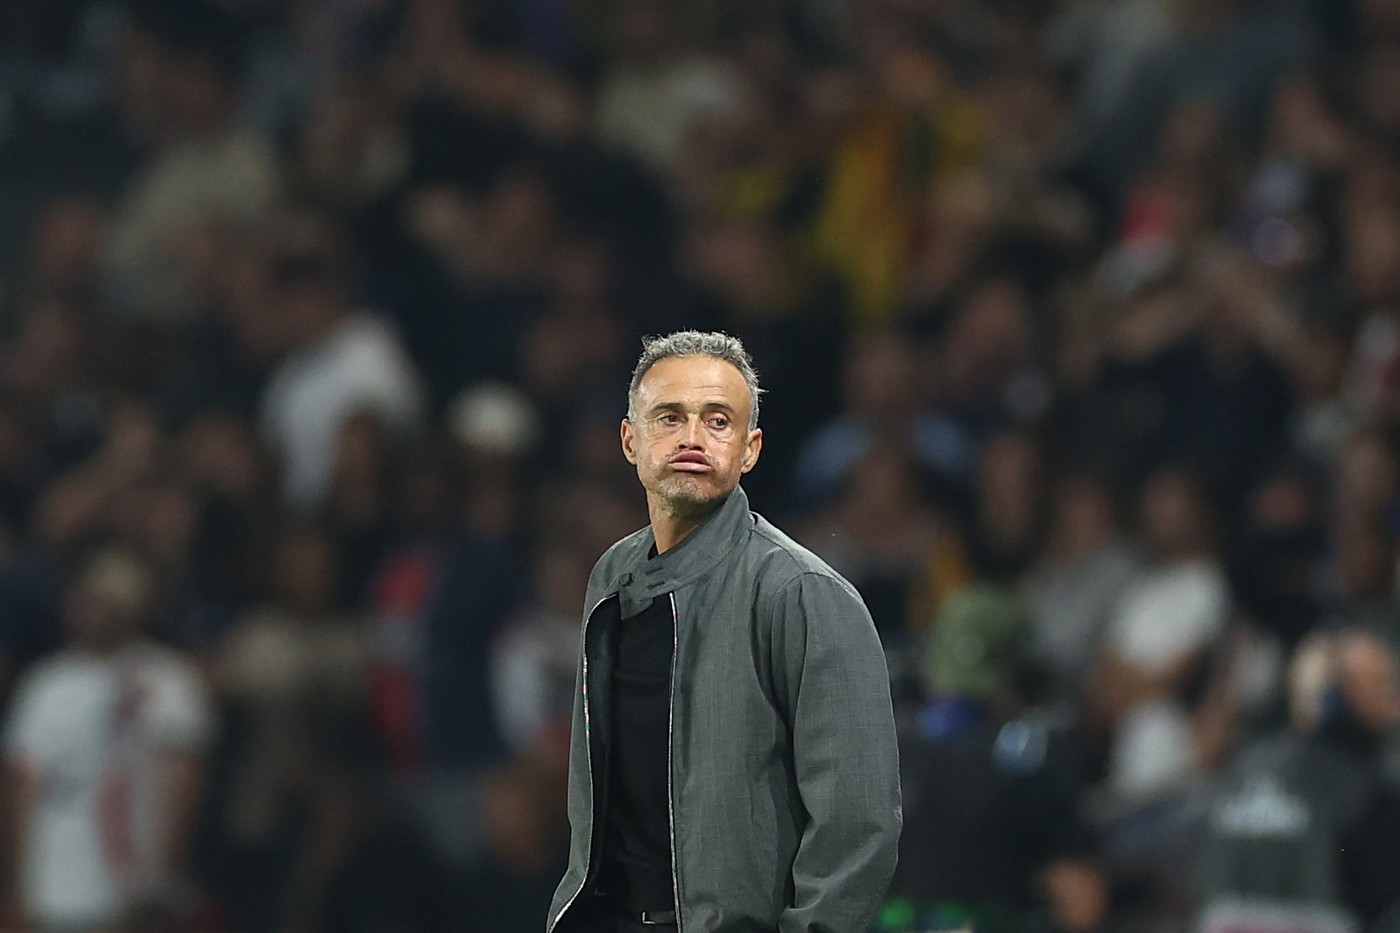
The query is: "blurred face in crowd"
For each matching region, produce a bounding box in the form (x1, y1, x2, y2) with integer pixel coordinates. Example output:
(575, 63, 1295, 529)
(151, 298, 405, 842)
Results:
(1047, 475, 1120, 561)
(1139, 467, 1213, 560)
(977, 431, 1043, 519)
(182, 413, 267, 499)
(1363, 0, 1400, 35)
(622, 355, 761, 524)
(10, 299, 85, 398)
(942, 279, 1034, 396)
(1345, 201, 1400, 306)
(1336, 518, 1399, 602)
(842, 450, 922, 520)
(265, 277, 344, 353)
(615, 1, 670, 62)
(31, 198, 103, 296)
(842, 332, 919, 421)
(65, 550, 155, 653)
(1336, 430, 1400, 520)
(274, 526, 340, 617)
(1272, 73, 1350, 169)
(1338, 631, 1400, 734)
(159, 53, 237, 138)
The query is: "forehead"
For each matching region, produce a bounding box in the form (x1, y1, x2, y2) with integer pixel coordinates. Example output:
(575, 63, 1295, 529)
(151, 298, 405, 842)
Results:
(636, 355, 751, 407)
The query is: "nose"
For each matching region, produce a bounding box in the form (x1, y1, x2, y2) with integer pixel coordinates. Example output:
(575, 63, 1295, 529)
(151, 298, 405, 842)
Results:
(678, 415, 704, 448)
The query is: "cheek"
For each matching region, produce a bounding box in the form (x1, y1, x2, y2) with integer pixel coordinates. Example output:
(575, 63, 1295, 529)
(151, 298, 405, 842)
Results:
(638, 442, 670, 475)
(718, 446, 745, 475)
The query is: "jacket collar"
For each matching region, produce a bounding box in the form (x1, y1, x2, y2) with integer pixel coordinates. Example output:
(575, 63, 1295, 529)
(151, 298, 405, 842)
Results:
(612, 484, 754, 617)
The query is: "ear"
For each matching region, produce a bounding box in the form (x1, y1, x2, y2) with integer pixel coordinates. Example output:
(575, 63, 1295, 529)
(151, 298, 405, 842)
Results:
(620, 418, 639, 465)
(739, 428, 762, 474)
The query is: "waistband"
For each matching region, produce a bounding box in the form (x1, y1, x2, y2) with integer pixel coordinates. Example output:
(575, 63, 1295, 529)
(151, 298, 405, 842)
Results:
(633, 908, 677, 926)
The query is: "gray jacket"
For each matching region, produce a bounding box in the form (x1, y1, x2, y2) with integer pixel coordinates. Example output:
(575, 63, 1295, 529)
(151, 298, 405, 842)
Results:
(548, 486, 902, 933)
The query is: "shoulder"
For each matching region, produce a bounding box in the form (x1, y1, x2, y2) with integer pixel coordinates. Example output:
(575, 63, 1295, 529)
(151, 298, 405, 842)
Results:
(7, 653, 83, 709)
(129, 644, 216, 744)
(749, 514, 854, 585)
(1162, 558, 1228, 594)
(4, 654, 91, 752)
(131, 643, 207, 693)
(336, 315, 414, 369)
(131, 640, 198, 670)
(747, 514, 865, 606)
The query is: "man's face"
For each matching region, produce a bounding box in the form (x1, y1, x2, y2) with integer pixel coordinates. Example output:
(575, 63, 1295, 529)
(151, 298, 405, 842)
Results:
(622, 355, 762, 519)
(1340, 632, 1400, 734)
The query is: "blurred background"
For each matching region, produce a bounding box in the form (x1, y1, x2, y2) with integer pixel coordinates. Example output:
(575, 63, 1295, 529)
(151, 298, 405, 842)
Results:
(1, 0, 1400, 931)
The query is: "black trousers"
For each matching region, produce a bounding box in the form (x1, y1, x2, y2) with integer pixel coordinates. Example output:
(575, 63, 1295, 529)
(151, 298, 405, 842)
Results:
(559, 891, 677, 932)
(572, 916, 677, 932)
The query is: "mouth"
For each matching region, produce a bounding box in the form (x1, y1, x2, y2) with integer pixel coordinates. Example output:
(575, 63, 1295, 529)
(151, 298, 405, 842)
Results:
(668, 453, 713, 473)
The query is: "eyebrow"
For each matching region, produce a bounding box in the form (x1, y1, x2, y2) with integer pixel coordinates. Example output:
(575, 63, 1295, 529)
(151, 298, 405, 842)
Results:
(646, 401, 738, 416)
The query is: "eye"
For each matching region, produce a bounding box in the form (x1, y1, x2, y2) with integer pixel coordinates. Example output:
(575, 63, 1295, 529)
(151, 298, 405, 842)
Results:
(658, 412, 682, 425)
(708, 415, 730, 429)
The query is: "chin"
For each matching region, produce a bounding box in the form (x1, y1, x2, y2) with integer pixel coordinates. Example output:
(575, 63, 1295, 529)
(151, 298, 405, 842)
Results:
(658, 479, 728, 512)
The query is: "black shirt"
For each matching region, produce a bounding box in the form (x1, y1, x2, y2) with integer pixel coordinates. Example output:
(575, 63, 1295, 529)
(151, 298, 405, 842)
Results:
(600, 594, 676, 913)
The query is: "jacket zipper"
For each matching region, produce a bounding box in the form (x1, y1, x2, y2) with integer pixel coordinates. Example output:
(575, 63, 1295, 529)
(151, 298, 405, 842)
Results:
(667, 592, 683, 932)
(550, 593, 610, 933)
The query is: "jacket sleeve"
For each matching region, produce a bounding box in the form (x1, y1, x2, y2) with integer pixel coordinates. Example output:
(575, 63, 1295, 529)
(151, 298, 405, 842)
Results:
(771, 571, 903, 933)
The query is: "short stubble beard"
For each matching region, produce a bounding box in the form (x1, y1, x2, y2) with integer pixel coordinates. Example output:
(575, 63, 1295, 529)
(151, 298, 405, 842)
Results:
(653, 478, 725, 524)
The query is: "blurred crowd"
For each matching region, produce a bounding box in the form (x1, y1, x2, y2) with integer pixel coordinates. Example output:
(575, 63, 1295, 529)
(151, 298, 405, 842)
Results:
(2, 0, 1400, 931)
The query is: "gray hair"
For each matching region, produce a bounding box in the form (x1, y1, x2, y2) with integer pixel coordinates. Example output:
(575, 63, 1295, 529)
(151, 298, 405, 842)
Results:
(627, 331, 763, 430)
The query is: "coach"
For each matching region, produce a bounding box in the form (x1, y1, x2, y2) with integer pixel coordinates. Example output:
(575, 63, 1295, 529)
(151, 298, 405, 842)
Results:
(548, 331, 902, 933)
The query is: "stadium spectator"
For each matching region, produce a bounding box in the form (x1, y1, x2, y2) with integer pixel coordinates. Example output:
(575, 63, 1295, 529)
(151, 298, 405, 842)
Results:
(490, 539, 591, 758)
(792, 329, 974, 509)
(204, 521, 373, 933)
(458, 756, 570, 932)
(2, 545, 212, 933)
(2, 0, 1400, 928)
(796, 447, 971, 694)
(881, 584, 1107, 933)
(1088, 466, 1230, 809)
(257, 210, 426, 511)
(101, 3, 279, 323)
(1193, 629, 1400, 932)
(963, 429, 1050, 583)
(1023, 473, 1141, 707)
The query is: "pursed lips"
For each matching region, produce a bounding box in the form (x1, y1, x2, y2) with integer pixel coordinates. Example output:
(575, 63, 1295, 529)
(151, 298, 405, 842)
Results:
(668, 452, 712, 472)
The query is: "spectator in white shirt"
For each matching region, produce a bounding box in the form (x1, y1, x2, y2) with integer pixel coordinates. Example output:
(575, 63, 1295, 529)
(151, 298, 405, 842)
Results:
(2, 545, 214, 933)
(1087, 466, 1231, 807)
(257, 212, 426, 511)
(1023, 473, 1141, 706)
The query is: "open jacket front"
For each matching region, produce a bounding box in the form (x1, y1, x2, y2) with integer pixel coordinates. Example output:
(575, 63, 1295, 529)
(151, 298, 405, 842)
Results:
(548, 486, 903, 933)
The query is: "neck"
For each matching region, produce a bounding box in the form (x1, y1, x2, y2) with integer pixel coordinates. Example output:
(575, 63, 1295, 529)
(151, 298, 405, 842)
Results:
(305, 305, 348, 345)
(1051, 532, 1108, 567)
(78, 637, 133, 658)
(648, 498, 720, 554)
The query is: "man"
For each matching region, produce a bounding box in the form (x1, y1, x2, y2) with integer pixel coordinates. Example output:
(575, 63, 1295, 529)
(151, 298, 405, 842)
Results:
(548, 331, 902, 933)
(1193, 628, 1400, 933)
(2, 545, 213, 933)
(257, 210, 426, 511)
(102, 2, 278, 324)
